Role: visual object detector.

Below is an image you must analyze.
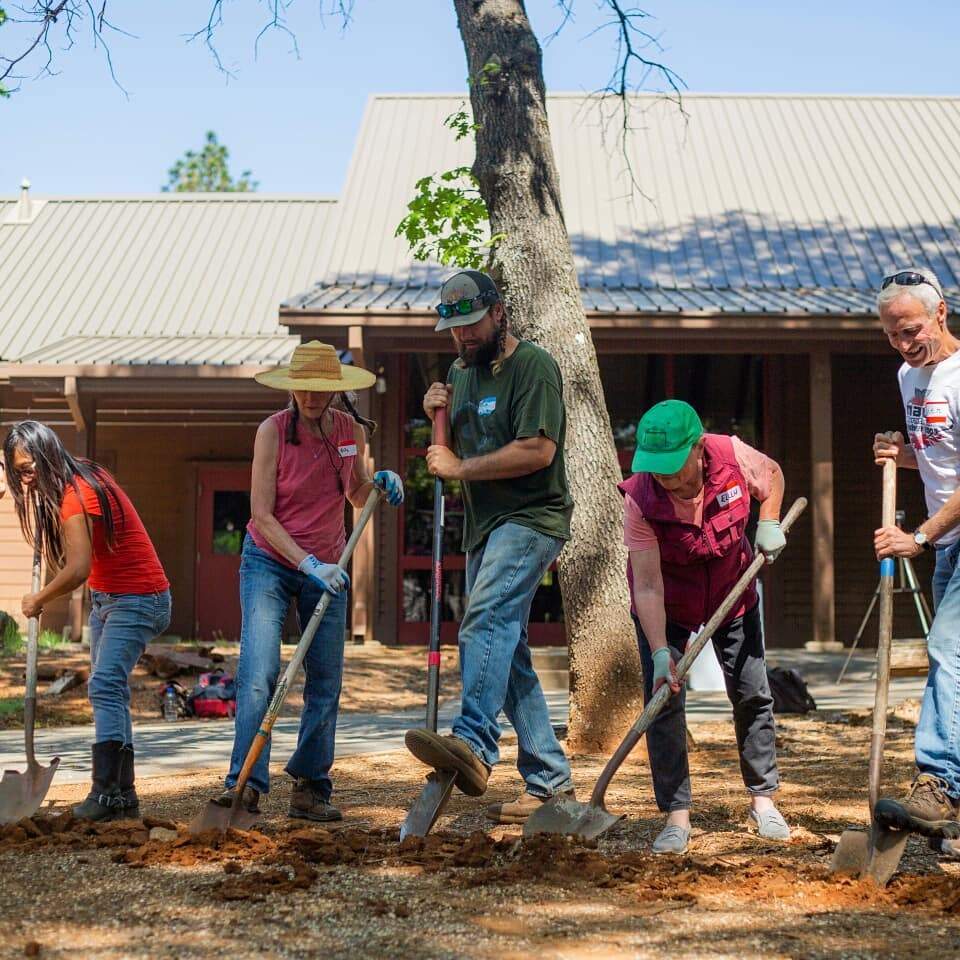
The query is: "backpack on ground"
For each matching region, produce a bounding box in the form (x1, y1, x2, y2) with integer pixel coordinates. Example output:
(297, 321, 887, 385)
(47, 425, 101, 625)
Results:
(187, 670, 237, 719)
(766, 666, 817, 714)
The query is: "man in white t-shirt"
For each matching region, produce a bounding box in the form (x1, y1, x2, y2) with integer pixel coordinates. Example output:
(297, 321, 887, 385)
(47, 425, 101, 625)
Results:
(873, 267, 960, 851)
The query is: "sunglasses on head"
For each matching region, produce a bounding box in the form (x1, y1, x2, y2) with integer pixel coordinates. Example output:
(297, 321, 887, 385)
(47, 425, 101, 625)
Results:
(435, 290, 499, 320)
(881, 271, 943, 300)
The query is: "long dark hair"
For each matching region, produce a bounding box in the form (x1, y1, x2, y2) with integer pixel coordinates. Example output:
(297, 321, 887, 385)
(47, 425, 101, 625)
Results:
(285, 392, 377, 446)
(2, 421, 123, 570)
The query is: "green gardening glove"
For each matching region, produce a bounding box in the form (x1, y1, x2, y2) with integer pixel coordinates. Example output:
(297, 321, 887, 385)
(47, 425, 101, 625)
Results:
(755, 519, 786, 563)
(651, 646, 677, 693)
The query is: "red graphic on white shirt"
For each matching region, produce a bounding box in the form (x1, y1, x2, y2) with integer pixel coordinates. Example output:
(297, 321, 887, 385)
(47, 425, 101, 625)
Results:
(906, 389, 951, 449)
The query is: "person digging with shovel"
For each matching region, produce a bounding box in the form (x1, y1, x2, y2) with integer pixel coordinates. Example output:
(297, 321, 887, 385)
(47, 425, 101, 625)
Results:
(1, 420, 171, 822)
(405, 270, 575, 824)
(873, 268, 960, 857)
(211, 342, 403, 823)
(620, 400, 789, 855)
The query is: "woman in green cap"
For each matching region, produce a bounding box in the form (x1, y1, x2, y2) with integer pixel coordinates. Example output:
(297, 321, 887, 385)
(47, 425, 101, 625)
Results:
(618, 399, 788, 854)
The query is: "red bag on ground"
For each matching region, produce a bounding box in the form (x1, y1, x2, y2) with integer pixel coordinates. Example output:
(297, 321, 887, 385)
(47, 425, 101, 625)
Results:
(187, 670, 237, 719)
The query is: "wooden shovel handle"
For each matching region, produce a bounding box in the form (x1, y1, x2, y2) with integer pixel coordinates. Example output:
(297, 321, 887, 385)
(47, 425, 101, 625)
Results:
(868, 459, 897, 815)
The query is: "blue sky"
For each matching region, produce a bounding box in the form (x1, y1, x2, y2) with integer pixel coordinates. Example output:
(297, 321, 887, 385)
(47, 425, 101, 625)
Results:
(2, 0, 958, 196)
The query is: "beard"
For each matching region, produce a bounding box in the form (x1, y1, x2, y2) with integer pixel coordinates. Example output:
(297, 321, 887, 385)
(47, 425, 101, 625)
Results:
(458, 329, 501, 367)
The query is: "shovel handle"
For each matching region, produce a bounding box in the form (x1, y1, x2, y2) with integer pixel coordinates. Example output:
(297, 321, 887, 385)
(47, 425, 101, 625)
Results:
(232, 487, 382, 800)
(588, 496, 808, 809)
(426, 406, 448, 731)
(869, 460, 897, 815)
(23, 495, 43, 768)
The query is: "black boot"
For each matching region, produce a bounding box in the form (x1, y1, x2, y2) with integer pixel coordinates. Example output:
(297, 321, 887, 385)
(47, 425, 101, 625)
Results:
(73, 741, 125, 822)
(119, 743, 139, 819)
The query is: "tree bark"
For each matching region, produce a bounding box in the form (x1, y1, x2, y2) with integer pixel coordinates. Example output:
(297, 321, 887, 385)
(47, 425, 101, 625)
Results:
(453, 0, 642, 750)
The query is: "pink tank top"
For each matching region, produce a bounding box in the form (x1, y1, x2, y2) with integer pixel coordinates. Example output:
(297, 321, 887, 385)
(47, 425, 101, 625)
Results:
(247, 407, 357, 567)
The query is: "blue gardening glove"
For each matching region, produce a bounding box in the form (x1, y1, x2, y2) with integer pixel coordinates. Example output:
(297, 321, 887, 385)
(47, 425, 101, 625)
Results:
(754, 519, 786, 563)
(298, 554, 350, 596)
(651, 647, 678, 694)
(374, 469, 404, 506)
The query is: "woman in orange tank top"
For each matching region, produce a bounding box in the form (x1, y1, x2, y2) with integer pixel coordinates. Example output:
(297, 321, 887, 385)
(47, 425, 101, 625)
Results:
(2, 419, 171, 823)
(213, 342, 403, 822)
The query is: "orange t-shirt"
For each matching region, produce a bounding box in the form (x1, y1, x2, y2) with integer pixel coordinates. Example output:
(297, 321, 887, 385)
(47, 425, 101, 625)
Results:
(59, 474, 169, 595)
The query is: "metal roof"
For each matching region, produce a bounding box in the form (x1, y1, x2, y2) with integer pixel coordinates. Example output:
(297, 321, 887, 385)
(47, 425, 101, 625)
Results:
(0, 194, 337, 365)
(287, 93, 960, 316)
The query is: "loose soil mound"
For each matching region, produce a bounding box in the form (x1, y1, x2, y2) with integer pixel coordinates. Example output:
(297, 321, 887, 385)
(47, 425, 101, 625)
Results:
(7, 813, 960, 914)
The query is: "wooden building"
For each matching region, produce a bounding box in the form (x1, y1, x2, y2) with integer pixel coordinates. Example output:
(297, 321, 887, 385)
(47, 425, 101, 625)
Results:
(2, 93, 958, 649)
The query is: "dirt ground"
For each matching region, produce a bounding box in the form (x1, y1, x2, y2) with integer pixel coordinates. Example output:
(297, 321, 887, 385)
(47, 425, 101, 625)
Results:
(1, 710, 959, 959)
(0, 643, 461, 728)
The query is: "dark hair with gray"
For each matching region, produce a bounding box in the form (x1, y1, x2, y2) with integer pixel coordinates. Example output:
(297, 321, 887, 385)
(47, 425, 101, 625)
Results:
(2, 420, 123, 570)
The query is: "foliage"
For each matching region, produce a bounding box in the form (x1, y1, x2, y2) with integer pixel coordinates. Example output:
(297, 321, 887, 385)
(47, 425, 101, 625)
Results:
(0, 614, 20, 655)
(395, 108, 503, 271)
(0, 696, 23, 719)
(163, 131, 258, 193)
(39, 629, 67, 649)
(0, 6, 8, 99)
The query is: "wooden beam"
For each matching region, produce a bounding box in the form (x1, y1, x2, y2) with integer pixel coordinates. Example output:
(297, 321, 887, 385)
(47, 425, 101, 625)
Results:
(810, 350, 836, 648)
(348, 325, 375, 644)
(63, 376, 85, 432)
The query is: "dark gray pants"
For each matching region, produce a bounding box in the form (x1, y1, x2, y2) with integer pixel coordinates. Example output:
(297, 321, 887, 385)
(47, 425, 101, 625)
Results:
(634, 603, 779, 812)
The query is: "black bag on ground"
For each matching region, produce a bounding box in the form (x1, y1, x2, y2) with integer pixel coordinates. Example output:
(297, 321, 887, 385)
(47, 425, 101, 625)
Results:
(766, 666, 817, 714)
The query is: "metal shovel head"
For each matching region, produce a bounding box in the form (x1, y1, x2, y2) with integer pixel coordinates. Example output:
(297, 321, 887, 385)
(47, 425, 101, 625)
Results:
(829, 822, 910, 886)
(0, 757, 60, 825)
(400, 769, 456, 841)
(523, 794, 625, 841)
(187, 797, 260, 835)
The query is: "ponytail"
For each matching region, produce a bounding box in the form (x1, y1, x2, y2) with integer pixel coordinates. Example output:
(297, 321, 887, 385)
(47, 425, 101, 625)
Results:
(338, 391, 377, 437)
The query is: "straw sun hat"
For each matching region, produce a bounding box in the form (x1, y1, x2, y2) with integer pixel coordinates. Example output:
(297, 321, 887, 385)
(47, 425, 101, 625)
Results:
(255, 341, 376, 392)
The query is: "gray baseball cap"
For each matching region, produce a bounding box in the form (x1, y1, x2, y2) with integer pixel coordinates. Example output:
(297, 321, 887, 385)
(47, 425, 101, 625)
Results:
(434, 270, 501, 332)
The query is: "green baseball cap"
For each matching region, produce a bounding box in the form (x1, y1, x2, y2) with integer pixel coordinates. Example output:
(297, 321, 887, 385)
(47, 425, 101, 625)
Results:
(631, 400, 704, 474)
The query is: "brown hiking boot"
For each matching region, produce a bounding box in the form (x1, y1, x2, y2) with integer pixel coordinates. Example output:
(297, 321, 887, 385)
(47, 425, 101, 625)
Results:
(404, 730, 490, 797)
(485, 789, 576, 825)
(875, 774, 960, 838)
(289, 778, 343, 822)
(212, 785, 261, 814)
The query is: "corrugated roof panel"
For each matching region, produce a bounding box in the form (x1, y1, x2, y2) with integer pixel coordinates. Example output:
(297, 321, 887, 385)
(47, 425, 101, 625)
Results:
(0, 196, 336, 362)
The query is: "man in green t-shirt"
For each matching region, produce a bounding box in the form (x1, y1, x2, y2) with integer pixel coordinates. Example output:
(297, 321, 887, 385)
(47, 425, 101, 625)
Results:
(405, 270, 575, 824)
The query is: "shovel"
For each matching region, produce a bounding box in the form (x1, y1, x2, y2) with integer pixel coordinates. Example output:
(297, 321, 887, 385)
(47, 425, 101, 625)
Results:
(525, 496, 808, 841)
(189, 486, 382, 834)
(830, 459, 910, 885)
(0, 500, 60, 824)
(400, 406, 457, 840)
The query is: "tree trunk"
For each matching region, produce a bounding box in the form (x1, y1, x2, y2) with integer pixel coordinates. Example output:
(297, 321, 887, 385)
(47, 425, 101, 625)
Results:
(453, 0, 642, 751)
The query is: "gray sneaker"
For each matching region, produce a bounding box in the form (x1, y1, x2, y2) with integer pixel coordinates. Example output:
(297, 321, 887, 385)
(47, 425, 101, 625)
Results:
(652, 823, 691, 854)
(748, 807, 790, 840)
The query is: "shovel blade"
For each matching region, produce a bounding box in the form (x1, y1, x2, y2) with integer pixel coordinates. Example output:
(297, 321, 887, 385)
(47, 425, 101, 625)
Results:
(400, 769, 456, 841)
(830, 822, 909, 886)
(523, 794, 625, 841)
(187, 798, 260, 836)
(0, 758, 60, 825)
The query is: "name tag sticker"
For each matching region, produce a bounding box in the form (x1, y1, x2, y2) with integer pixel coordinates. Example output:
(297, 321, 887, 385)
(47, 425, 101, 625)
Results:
(338, 443, 358, 457)
(717, 483, 743, 507)
(478, 396, 496, 416)
(925, 399, 949, 425)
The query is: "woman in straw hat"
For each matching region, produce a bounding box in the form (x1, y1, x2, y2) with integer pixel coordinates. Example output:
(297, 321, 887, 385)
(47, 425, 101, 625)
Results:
(214, 341, 403, 822)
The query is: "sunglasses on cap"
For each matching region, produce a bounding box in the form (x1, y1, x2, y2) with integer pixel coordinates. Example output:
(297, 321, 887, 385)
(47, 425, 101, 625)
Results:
(434, 290, 500, 320)
(880, 271, 944, 300)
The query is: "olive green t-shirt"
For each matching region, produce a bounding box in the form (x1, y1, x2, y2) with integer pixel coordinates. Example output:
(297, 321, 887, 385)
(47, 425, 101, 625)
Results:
(447, 340, 573, 553)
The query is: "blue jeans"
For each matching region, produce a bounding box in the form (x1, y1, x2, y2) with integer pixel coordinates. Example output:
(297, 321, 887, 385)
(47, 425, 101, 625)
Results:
(451, 521, 572, 798)
(88, 589, 171, 745)
(227, 535, 347, 797)
(917, 541, 960, 797)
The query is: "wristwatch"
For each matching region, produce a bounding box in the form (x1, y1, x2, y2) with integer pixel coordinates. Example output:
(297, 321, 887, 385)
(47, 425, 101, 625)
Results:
(913, 530, 932, 552)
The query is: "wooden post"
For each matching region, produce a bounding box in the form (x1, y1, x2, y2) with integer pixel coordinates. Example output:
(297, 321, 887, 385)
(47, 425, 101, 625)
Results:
(809, 350, 836, 648)
(69, 389, 97, 645)
(348, 325, 375, 644)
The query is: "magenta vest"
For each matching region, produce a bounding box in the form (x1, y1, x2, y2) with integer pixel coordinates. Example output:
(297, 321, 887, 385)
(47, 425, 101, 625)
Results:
(618, 434, 757, 631)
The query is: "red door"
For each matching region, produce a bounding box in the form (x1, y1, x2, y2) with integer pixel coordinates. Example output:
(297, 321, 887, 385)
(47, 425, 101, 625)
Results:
(195, 465, 252, 642)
